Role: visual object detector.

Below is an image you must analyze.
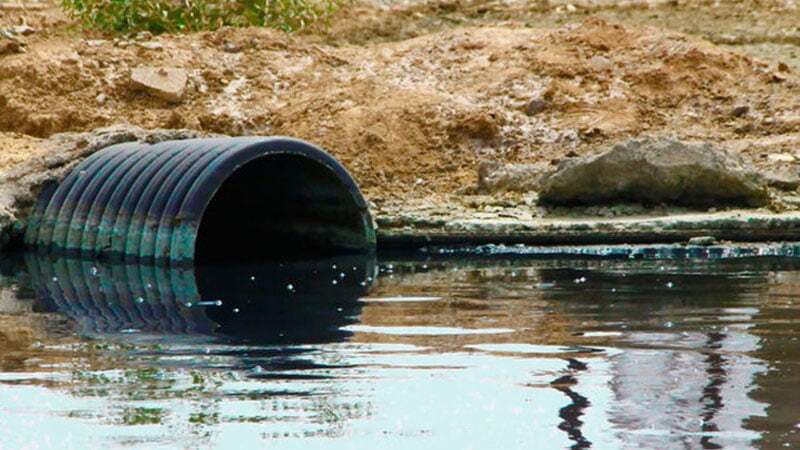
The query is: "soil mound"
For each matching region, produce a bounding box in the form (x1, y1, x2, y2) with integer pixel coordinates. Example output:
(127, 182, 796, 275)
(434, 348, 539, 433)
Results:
(2, 16, 799, 203)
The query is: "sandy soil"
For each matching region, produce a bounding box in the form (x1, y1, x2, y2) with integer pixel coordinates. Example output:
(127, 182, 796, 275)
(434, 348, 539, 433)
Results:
(1, 0, 800, 213)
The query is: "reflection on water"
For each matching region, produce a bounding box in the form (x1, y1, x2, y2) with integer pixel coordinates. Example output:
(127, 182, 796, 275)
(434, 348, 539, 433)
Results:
(26, 254, 376, 344)
(0, 253, 799, 449)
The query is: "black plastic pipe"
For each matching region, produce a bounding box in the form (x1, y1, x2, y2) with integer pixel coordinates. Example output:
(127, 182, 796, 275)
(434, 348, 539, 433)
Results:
(24, 137, 375, 264)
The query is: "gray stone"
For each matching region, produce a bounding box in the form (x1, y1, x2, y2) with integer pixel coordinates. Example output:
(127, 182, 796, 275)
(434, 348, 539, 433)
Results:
(538, 137, 769, 208)
(477, 161, 549, 193)
(525, 98, 548, 116)
(762, 168, 800, 191)
(11, 25, 35, 36)
(130, 67, 187, 102)
(136, 41, 163, 50)
(0, 125, 217, 251)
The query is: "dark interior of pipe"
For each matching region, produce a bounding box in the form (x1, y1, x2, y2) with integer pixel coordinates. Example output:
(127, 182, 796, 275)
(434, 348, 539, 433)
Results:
(195, 154, 368, 263)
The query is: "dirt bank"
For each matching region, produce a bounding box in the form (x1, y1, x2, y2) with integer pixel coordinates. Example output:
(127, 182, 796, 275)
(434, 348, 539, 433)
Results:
(2, 0, 800, 245)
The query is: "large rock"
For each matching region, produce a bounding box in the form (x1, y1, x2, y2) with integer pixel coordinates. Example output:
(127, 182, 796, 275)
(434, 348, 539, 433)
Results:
(130, 67, 187, 102)
(0, 125, 213, 251)
(538, 138, 769, 207)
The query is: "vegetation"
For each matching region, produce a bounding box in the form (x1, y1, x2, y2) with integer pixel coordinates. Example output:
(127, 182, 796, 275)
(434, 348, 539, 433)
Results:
(60, 0, 343, 34)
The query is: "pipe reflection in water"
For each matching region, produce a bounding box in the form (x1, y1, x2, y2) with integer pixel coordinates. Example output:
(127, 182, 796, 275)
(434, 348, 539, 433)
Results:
(25, 253, 377, 344)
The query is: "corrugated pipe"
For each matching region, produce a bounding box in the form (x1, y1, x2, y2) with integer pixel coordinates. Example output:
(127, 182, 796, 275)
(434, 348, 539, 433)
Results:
(24, 137, 376, 264)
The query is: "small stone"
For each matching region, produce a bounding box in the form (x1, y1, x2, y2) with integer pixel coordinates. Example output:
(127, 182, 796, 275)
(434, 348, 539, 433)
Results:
(587, 55, 612, 71)
(0, 39, 23, 55)
(768, 153, 795, 163)
(688, 236, 718, 246)
(525, 98, 548, 116)
(731, 105, 749, 117)
(135, 31, 153, 41)
(85, 39, 107, 47)
(137, 41, 163, 50)
(762, 168, 800, 191)
(223, 41, 242, 53)
(130, 67, 188, 103)
(12, 25, 35, 35)
(96, 93, 107, 104)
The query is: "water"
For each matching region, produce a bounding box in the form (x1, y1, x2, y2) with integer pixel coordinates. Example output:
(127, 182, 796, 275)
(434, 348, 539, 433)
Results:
(1, 250, 800, 449)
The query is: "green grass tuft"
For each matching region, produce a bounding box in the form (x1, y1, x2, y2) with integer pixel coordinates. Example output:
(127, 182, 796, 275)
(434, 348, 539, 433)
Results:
(61, 0, 343, 34)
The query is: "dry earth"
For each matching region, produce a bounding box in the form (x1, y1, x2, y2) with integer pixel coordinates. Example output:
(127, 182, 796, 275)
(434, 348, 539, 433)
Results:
(1, 0, 800, 232)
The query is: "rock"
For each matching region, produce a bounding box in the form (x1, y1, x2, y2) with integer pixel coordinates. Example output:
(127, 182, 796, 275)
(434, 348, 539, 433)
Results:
(0, 125, 218, 252)
(538, 137, 769, 207)
(11, 25, 34, 36)
(130, 67, 187, 102)
(688, 236, 718, 246)
(0, 39, 23, 55)
(223, 42, 242, 53)
(762, 168, 800, 191)
(134, 31, 153, 41)
(731, 105, 749, 117)
(136, 41, 163, 50)
(477, 161, 549, 193)
(85, 39, 107, 47)
(767, 153, 795, 163)
(525, 98, 548, 116)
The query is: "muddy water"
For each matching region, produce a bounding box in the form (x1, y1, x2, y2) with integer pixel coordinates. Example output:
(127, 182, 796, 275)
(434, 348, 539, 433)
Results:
(1, 251, 800, 449)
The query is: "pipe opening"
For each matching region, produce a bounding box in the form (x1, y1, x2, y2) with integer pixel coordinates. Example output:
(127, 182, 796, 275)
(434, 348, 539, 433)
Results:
(195, 154, 371, 263)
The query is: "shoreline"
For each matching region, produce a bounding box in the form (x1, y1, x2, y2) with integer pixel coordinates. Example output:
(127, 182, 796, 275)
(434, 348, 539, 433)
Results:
(376, 210, 800, 249)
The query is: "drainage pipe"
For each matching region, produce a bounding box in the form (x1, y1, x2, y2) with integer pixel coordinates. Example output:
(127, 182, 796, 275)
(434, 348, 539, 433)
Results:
(25, 137, 376, 264)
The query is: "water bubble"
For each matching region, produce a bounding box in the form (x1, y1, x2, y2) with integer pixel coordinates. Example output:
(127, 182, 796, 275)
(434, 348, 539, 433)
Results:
(511, 272, 517, 277)
(52, 277, 58, 282)
(233, 308, 240, 313)
(287, 283, 295, 292)
(336, 307, 343, 312)
(666, 282, 674, 288)
(332, 264, 337, 269)
(90, 267, 99, 276)
(422, 264, 428, 269)
(185, 302, 193, 307)
(250, 276, 256, 281)
(352, 266, 357, 271)
(332, 280, 338, 285)
(251, 365, 264, 374)
(360, 281, 367, 286)
(136, 297, 144, 304)
(339, 272, 346, 278)
(611, 288, 617, 293)
(664, 321, 674, 328)
(367, 277, 373, 282)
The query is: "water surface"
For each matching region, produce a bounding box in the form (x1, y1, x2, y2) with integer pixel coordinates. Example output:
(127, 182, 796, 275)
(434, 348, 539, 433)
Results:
(1, 250, 799, 449)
